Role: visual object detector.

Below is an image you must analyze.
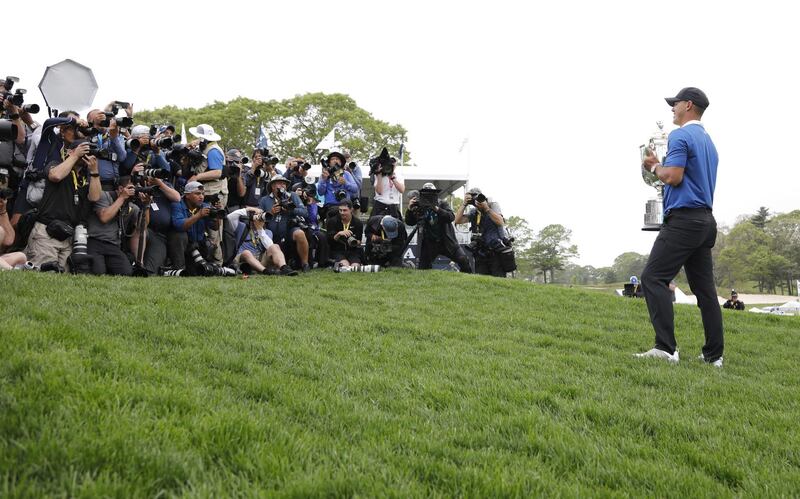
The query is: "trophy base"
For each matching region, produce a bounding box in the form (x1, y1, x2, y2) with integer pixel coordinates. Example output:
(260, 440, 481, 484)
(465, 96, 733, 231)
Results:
(641, 223, 661, 232)
(643, 199, 663, 232)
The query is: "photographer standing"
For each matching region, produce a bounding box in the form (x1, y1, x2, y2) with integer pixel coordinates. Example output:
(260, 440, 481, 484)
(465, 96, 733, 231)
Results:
(327, 200, 363, 269)
(364, 215, 407, 267)
(224, 149, 247, 211)
(455, 187, 508, 277)
(242, 149, 277, 208)
(637, 87, 723, 367)
(258, 175, 311, 272)
(26, 124, 102, 269)
(86, 176, 140, 276)
(83, 109, 128, 181)
(404, 183, 472, 273)
(370, 148, 405, 219)
(316, 152, 358, 222)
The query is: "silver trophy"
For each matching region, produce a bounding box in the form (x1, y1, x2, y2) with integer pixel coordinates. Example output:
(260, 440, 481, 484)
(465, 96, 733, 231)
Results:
(640, 121, 668, 231)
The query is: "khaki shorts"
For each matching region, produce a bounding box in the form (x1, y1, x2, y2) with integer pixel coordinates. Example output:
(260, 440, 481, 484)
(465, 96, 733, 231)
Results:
(26, 222, 73, 268)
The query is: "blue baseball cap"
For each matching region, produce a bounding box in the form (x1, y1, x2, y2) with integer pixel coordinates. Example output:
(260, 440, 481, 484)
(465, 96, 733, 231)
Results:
(381, 216, 400, 239)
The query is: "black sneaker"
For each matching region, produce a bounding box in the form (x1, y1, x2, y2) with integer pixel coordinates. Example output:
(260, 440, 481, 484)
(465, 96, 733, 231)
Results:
(301, 263, 311, 273)
(279, 265, 298, 276)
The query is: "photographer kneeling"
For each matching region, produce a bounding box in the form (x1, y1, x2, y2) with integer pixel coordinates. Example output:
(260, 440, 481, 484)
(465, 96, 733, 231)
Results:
(404, 183, 472, 273)
(86, 176, 140, 276)
(226, 207, 297, 276)
(258, 175, 311, 272)
(327, 200, 363, 269)
(364, 215, 407, 267)
(169, 181, 232, 276)
(455, 187, 513, 277)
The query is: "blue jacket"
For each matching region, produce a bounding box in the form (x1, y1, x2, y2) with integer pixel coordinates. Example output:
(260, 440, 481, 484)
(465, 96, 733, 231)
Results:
(258, 192, 307, 240)
(317, 171, 359, 205)
(87, 132, 126, 180)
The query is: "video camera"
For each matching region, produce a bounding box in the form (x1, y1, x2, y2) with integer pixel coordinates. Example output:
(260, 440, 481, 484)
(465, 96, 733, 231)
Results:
(415, 188, 440, 210)
(1, 76, 39, 114)
(368, 147, 396, 176)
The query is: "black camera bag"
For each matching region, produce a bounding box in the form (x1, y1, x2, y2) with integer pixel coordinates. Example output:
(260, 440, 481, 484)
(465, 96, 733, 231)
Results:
(45, 219, 74, 241)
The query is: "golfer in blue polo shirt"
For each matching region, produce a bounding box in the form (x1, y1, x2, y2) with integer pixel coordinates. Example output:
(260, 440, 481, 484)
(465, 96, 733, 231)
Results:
(636, 87, 724, 368)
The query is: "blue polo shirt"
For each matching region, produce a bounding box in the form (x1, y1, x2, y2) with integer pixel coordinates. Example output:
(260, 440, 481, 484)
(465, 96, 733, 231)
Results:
(662, 122, 718, 215)
(171, 199, 210, 242)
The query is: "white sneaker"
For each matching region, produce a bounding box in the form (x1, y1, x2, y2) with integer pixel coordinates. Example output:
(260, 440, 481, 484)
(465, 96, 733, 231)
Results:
(698, 354, 723, 368)
(634, 348, 679, 363)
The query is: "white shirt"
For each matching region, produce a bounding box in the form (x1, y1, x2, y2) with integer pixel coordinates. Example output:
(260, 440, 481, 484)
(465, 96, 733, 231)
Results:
(373, 169, 404, 205)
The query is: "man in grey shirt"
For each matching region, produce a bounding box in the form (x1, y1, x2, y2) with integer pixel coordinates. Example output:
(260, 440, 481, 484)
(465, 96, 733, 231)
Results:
(86, 176, 140, 275)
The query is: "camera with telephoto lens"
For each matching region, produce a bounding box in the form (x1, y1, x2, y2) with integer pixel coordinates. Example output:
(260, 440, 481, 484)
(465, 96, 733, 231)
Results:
(68, 225, 92, 274)
(255, 148, 279, 165)
(206, 207, 226, 219)
(79, 142, 117, 162)
(466, 193, 487, 206)
(134, 185, 159, 195)
(142, 168, 170, 180)
(334, 189, 348, 202)
(346, 235, 360, 248)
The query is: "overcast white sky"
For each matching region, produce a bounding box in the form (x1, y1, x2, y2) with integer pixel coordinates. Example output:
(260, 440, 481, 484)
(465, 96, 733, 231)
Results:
(7, 1, 799, 266)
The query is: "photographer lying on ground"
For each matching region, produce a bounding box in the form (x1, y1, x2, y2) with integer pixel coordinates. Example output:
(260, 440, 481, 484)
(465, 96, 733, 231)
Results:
(404, 183, 472, 273)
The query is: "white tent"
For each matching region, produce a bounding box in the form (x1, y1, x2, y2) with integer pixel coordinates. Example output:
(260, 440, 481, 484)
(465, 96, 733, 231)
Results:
(749, 300, 800, 316)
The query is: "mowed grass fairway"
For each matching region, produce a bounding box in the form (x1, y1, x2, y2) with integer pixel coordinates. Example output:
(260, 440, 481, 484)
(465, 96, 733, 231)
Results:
(2, 270, 799, 497)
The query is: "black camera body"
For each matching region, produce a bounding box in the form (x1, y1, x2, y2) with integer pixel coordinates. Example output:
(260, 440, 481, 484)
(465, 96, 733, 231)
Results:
(207, 207, 226, 219)
(334, 189, 348, 202)
(85, 143, 116, 162)
(416, 190, 439, 211)
(275, 188, 296, 211)
(371, 239, 393, 257)
(466, 193, 487, 206)
(369, 147, 397, 176)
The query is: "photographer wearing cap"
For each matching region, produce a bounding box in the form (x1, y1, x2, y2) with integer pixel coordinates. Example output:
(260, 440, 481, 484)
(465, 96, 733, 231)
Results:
(82, 109, 128, 181)
(364, 215, 407, 267)
(404, 183, 472, 273)
(169, 181, 226, 275)
(317, 151, 358, 222)
(25, 124, 103, 269)
(455, 187, 510, 277)
(226, 207, 297, 276)
(85, 175, 141, 276)
(370, 147, 405, 219)
(636, 87, 723, 367)
(224, 148, 248, 211)
(722, 290, 745, 311)
(328, 200, 363, 269)
(258, 175, 311, 272)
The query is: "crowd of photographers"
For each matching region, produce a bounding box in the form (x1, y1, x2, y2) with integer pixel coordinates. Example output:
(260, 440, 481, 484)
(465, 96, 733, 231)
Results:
(1, 79, 516, 277)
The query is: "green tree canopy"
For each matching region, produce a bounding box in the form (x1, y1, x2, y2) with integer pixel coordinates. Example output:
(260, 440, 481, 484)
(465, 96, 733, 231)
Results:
(525, 224, 579, 283)
(135, 93, 408, 165)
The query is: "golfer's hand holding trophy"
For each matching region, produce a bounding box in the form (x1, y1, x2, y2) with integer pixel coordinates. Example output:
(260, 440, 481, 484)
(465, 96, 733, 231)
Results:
(640, 121, 668, 231)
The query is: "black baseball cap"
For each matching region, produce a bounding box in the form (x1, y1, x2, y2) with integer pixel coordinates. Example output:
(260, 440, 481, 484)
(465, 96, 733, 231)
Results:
(665, 87, 709, 109)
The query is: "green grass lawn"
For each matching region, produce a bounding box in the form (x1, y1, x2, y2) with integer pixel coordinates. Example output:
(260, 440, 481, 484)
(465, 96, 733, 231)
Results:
(2, 270, 799, 497)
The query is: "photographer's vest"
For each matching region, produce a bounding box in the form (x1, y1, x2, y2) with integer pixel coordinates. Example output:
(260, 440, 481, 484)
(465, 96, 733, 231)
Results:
(198, 142, 228, 196)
